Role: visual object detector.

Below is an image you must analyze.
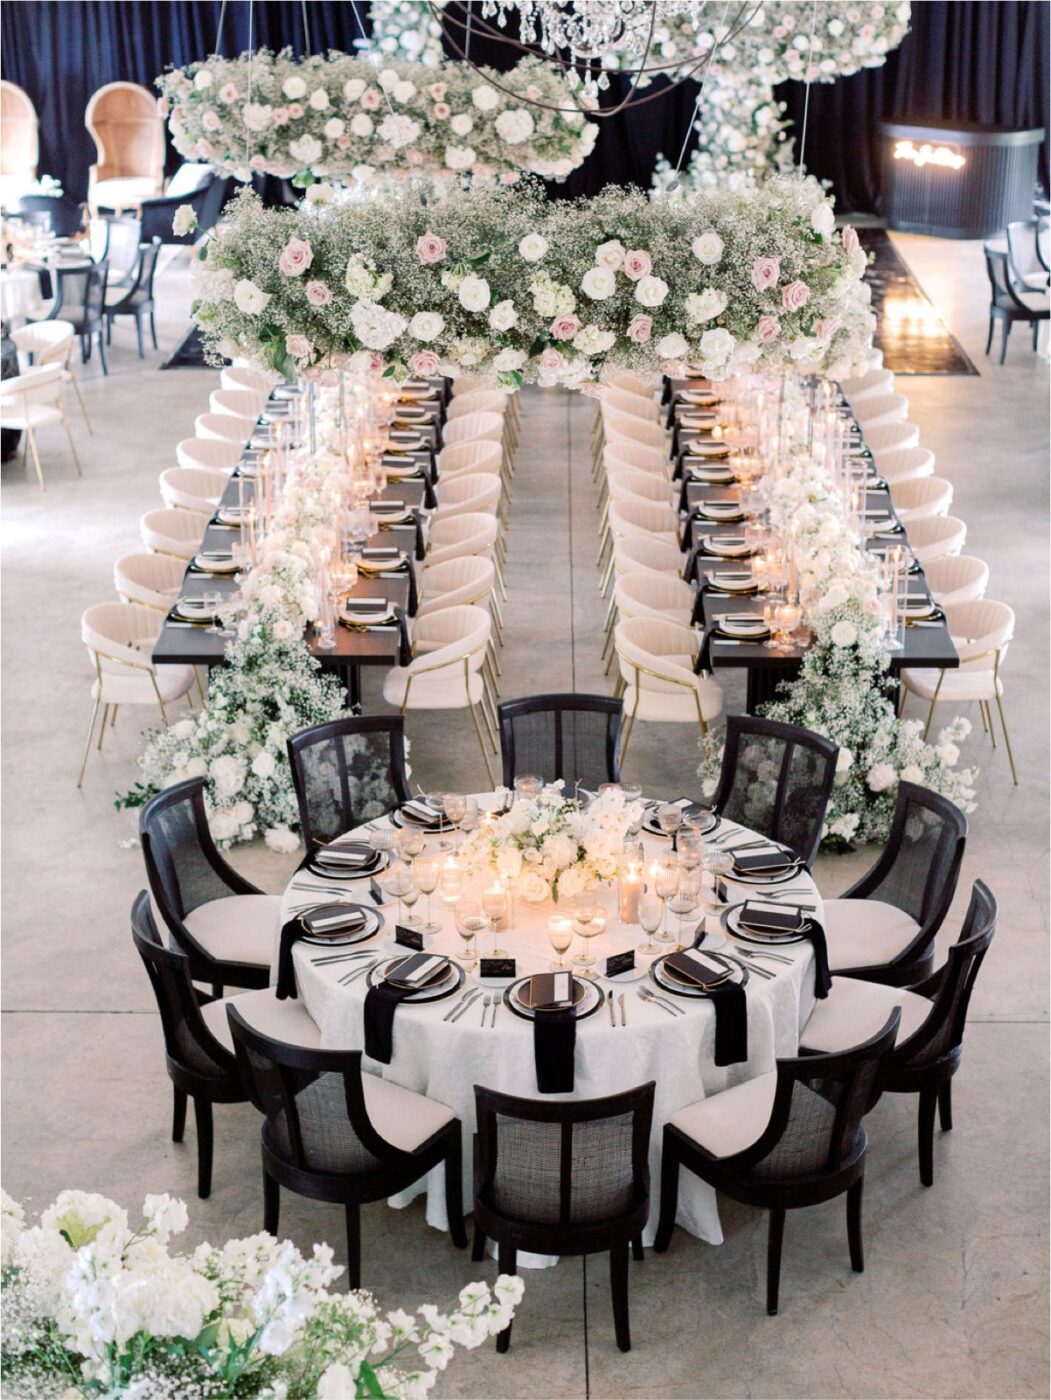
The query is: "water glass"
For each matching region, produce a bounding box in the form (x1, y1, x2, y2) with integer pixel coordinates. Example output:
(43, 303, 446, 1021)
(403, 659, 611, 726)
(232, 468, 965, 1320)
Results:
(454, 898, 489, 971)
(395, 825, 425, 863)
(677, 828, 704, 872)
(571, 898, 606, 976)
(637, 895, 664, 957)
(657, 804, 682, 840)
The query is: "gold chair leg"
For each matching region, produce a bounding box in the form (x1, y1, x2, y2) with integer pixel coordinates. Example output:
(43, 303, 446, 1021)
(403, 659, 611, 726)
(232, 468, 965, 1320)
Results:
(985, 699, 997, 747)
(923, 699, 936, 740)
(619, 708, 637, 766)
(110, 704, 118, 728)
(469, 701, 496, 787)
(76, 696, 102, 786)
(26, 427, 45, 492)
(494, 554, 508, 601)
(62, 417, 83, 476)
(994, 693, 1019, 784)
(600, 553, 614, 596)
(978, 700, 989, 733)
(71, 375, 93, 434)
(96, 703, 110, 750)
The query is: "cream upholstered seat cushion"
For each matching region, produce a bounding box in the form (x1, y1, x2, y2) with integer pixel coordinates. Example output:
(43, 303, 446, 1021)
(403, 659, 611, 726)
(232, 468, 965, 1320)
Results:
(358, 1075, 457, 1152)
(182, 894, 281, 967)
(203, 986, 321, 1051)
(824, 898, 922, 971)
(668, 1071, 777, 1158)
(900, 666, 1003, 702)
(92, 663, 194, 706)
(799, 977, 932, 1054)
(383, 666, 485, 709)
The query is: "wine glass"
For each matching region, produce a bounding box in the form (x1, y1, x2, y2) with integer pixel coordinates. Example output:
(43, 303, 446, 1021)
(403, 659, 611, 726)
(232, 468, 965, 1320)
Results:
(399, 874, 422, 929)
(653, 860, 680, 944)
(666, 868, 702, 952)
(414, 855, 442, 935)
(482, 884, 509, 958)
(547, 915, 574, 971)
(637, 895, 664, 957)
(442, 793, 466, 850)
(395, 825, 425, 864)
(571, 898, 606, 977)
(381, 859, 414, 927)
(454, 897, 488, 971)
(657, 804, 682, 841)
(459, 797, 479, 841)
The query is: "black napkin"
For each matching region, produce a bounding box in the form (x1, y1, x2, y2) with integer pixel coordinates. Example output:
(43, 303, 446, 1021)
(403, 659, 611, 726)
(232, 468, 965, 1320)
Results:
(275, 916, 306, 999)
(363, 981, 417, 1063)
(534, 1008, 576, 1093)
(393, 606, 412, 666)
(664, 951, 747, 1066)
(694, 623, 716, 676)
(802, 917, 832, 999)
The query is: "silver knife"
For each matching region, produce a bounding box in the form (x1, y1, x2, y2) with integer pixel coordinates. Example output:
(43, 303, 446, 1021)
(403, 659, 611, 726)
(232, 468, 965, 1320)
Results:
(443, 987, 479, 1022)
(448, 988, 483, 1024)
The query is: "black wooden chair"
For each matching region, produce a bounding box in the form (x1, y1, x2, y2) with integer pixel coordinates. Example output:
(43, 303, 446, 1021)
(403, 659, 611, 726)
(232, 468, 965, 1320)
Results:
(983, 245, 1049, 362)
(105, 236, 161, 357)
(229, 1008, 467, 1288)
(709, 715, 838, 869)
(131, 889, 245, 1198)
(497, 693, 623, 791)
(1006, 219, 1051, 292)
(654, 1013, 900, 1315)
(472, 1082, 654, 1353)
(800, 880, 997, 1187)
(36, 262, 110, 371)
(820, 781, 967, 987)
(286, 715, 412, 860)
(140, 778, 277, 995)
(88, 214, 141, 286)
(17, 193, 83, 237)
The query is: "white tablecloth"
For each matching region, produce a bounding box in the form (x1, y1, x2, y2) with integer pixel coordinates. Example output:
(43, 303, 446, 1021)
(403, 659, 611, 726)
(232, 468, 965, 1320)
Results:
(278, 801, 821, 1259)
(0, 268, 43, 324)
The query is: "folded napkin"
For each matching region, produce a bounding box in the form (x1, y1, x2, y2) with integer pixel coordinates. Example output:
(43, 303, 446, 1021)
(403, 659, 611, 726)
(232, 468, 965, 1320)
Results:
(400, 797, 444, 827)
(733, 846, 798, 874)
(275, 906, 366, 998)
(664, 952, 748, 1066)
(530, 973, 577, 1093)
(364, 954, 449, 1062)
(315, 842, 376, 870)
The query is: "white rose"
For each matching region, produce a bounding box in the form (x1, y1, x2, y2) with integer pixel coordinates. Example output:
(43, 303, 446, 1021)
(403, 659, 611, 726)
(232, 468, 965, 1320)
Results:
(288, 134, 323, 164)
(493, 348, 526, 372)
(829, 620, 857, 647)
(408, 311, 445, 342)
(344, 78, 366, 101)
(233, 279, 271, 315)
(656, 332, 689, 359)
(171, 205, 197, 237)
(264, 825, 300, 854)
(378, 113, 421, 148)
(867, 763, 897, 792)
(936, 742, 960, 766)
(242, 102, 273, 132)
(811, 200, 835, 237)
(450, 113, 474, 136)
(574, 325, 615, 355)
(699, 326, 736, 361)
(323, 117, 345, 139)
(472, 84, 500, 111)
(580, 265, 616, 300)
(393, 80, 416, 102)
(350, 113, 374, 137)
(282, 75, 307, 100)
(518, 232, 548, 262)
(444, 144, 476, 170)
(309, 87, 330, 111)
(488, 299, 518, 331)
(900, 763, 924, 784)
(458, 275, 491, 312)
(378, 67, 400, 92)
(495, 108, 535, 144)
(251, 749, 276, 779)
(634, 275, 669, 307)
(595, 239, 626, 269)
(194, 69, 214, 90)
(305, 181, 335, 205)
(691, 230, 724, 265)
(684, 288, 727, 323)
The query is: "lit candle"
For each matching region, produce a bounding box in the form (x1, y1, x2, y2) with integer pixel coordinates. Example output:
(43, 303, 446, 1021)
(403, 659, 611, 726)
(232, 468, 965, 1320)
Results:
(619, 863, 642, 924)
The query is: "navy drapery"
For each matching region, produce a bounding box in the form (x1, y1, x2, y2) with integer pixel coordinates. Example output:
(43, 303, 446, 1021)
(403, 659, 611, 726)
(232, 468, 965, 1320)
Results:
(1, 0, 1046, 212)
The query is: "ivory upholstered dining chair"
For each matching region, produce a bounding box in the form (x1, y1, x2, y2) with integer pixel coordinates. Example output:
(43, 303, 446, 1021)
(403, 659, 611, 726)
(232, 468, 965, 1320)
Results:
(603, 438, 673, 479)
(921, 555, 989, 608)
(441, 410, 503, 448)
(0, 362, 82, 489)
(841, 367, 894, 404)
(604, 384, 662, 421)
(437, 437, 503, 482)
(114, 551, 185, 611)
(708, 716, 839, 870)
(78, 602, 195, 785)
(159, 466, 227, 515)
(900, 599, 1018, 784)
(220, 364, 280, 396)
(865, 421, 920, 459)
(176, 435, 243, 474)
(210, 387, 268, 420)
(140, 506, 209, 559)
(876, 445, 935, 485)
(416, 555, 503, 651)
(654, 1013, 900, 1316)
(194, 410, 255, 444)
(229, 1010, 467, 1289)
(818, 781, 967, 987)
(853, 392, 909, 431)
(613, 616, 724, 763)
(906, 515, 967, 564)
(890, 475, 953, 522)
(287, 715, 412, 858)
(472, 1082, 655, 1352)
(497, 693, 623, 790)
(432, 472, 502, 524)
(800, 880, 997, 1187)
(139, 778, 279, 994)
(10, 318, 92, 433)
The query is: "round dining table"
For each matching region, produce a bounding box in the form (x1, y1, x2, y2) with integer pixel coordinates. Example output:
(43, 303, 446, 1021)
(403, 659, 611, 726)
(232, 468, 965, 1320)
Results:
(0, 267, 44, 324)
(276, 794, 823, 1261)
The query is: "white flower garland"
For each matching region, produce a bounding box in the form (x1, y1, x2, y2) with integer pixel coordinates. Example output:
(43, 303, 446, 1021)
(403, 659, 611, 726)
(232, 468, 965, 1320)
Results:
(190, 174, 873, 390)
(458, 782, 645, 901)
(370, 0, 448, 68)
(158, 49, 597, 186)
(1, 1186, 523, 1398)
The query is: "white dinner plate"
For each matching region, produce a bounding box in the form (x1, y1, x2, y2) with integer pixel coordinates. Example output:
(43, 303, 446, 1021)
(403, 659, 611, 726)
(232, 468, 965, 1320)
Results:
(651, 953, 747, 998)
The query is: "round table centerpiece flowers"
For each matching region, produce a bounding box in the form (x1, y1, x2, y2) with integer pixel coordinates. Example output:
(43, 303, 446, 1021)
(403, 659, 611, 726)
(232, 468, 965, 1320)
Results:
(458, 782, 645, 903)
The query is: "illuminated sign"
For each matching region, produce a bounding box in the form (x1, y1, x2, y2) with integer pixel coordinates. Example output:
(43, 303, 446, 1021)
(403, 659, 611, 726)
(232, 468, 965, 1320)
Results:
(892, 140, 966, 171)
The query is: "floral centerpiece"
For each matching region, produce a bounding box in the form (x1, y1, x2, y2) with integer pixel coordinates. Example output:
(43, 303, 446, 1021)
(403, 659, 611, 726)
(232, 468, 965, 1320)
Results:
(458, 782, 645, 902)
(1, 1187, 523, 1398)
(189, 173, 873, 391)
(157, 50, 597, 187)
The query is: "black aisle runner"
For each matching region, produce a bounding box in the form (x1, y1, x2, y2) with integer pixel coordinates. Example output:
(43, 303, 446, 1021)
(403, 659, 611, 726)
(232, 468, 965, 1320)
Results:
(860, 229, 979, 377)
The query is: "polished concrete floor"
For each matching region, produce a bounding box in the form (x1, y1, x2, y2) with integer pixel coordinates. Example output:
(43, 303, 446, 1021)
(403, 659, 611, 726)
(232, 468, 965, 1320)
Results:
(1, 236, 1048, 1399)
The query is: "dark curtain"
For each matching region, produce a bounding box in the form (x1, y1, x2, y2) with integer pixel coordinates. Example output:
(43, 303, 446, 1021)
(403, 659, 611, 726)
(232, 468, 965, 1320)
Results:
(2, 0, 1046, 211)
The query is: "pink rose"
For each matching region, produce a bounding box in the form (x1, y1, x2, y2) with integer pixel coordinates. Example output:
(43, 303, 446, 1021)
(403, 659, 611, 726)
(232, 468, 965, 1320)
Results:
(219, 83, 238, 103)
(841, 224, 860, 254)
(273, 106, 289, 125)
(500, 171, 520, 185)
(285, 334, 312, 359)
(626, 314, 652, 344)
(195, 139, 213, 158)
(428, 83, 448, 100)
(622, 249, 653, 282)
(201, 110, 221, 132)
(756, 315, 781, 343)
(781, 280, 810, 312)
(301, 365, 323, 383)
(360, 87, 382, 110)
(433, 102, 451, 120)
(409, 350, 440, 376)
(278, 236, 312, 277)
(305, 280, 332, 307)
(336, 135, 351, 149)
(415, 231, 447, 265)
(814, 315, 841, 341)
(405, 149, 423, 165)
(287, 103, 304, 119)
(540, 348, 564, 369)
(526, 84, 543, 100)
(751, 257, 781, 293)
(772, 24, 787, 37)
(369, 352, 384, 372)
(550, 313, 582, 341)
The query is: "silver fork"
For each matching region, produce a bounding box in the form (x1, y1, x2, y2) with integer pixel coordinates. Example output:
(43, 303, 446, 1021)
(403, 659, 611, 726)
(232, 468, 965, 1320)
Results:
(730, 944, 795, 966)
(480, 993, 493, 1026)
(638, 987, 683, 1017)
(340, 958, 382, 986)
(717, 950, 773, 979)
(489, 998, 500, 1028)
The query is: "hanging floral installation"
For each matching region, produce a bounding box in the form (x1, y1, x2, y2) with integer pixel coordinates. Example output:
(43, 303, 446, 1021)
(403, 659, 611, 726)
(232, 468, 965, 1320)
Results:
(651, 72, 793, 195)
(157, 50, 598, 187)
(369, 0, 448, 68)
(188, 174, 873, 390)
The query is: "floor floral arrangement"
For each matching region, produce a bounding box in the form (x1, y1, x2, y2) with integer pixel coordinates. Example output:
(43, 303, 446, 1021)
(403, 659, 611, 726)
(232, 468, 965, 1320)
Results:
(158, 49, 597, 187)
(189, 173, 872, 391)
(1, 1188, 522, 1398)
